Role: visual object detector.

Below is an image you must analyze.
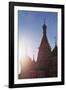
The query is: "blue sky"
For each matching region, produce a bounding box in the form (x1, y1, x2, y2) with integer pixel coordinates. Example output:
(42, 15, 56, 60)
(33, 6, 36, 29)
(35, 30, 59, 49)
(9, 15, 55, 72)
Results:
(18, 10, 57, 60)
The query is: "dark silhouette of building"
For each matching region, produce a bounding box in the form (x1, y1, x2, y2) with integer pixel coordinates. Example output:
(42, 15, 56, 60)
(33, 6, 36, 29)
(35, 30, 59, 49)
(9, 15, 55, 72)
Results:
(48, 45, 57, 77)
(18, 22, 57, 79)
(36, 22, 51, 78)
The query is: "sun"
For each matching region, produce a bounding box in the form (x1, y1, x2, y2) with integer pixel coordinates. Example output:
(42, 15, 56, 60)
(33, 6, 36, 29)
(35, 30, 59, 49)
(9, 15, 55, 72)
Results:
(18, 38, 37, 62)
(19, 42, 27, 60)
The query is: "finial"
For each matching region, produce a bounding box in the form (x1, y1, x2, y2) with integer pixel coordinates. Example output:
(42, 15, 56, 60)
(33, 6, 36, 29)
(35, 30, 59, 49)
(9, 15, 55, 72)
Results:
(44, 17, 46, 24)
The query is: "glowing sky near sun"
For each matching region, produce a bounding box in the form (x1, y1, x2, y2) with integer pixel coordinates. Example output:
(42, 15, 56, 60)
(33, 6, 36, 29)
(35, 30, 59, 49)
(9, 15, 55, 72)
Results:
(18, 10, 57, 61)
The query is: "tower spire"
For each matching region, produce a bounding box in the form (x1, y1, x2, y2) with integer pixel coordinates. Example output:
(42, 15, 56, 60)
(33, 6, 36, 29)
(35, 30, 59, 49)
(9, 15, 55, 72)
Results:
(54, 36, 57, 46)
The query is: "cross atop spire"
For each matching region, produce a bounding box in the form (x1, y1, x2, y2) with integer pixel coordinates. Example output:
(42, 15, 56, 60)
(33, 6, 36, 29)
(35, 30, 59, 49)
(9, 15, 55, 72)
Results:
(44, 17, 46, 24)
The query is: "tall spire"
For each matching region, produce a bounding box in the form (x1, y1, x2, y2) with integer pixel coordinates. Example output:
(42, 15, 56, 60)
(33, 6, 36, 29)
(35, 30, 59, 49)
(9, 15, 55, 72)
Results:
(39, 19, 51, 51)
(54, 36, 57, 46)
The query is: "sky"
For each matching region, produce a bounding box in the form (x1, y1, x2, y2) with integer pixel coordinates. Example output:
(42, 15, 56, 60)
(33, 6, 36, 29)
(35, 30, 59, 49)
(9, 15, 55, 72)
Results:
(18, 10, 57, 61)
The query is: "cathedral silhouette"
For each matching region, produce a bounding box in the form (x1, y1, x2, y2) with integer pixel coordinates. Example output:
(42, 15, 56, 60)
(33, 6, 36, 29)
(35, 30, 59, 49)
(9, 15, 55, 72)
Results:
(18, 22, 57, 79)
